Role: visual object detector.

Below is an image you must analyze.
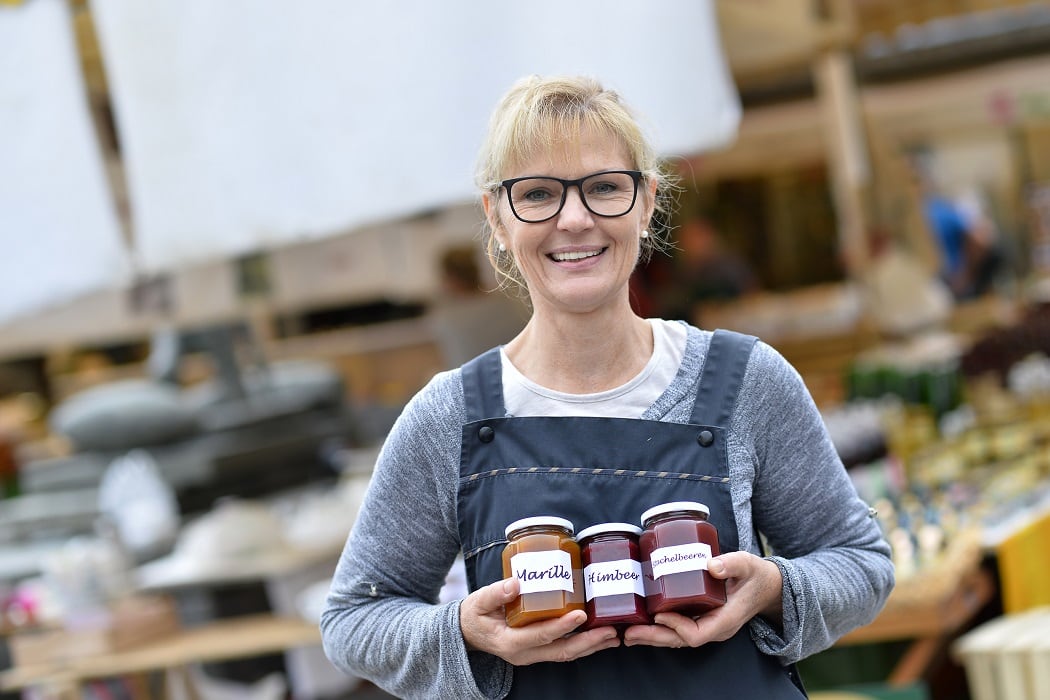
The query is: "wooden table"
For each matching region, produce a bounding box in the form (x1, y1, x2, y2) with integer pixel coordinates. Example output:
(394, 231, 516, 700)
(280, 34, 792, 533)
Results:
(835, 566, 996, 686)
(0, 614, 323, 699)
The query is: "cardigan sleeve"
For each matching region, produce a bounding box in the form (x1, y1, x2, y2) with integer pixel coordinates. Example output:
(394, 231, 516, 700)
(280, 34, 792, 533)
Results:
(320, 371, 513, 699)
(735, 341, 894, 663)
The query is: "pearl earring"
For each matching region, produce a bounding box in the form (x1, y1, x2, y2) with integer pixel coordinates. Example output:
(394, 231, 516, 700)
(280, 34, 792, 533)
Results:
(498, 241, 506, 252)
(640, 230, 649, 239)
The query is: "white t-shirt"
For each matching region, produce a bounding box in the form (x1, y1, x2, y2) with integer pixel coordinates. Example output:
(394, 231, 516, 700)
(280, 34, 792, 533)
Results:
(500, 318, 687, 418)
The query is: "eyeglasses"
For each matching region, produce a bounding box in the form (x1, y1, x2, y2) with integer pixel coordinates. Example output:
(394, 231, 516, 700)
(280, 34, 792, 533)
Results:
(498, 170, 642, 224)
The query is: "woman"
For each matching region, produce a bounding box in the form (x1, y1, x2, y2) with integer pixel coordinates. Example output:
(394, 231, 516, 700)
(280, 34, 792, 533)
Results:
(321, 75, 894, 699)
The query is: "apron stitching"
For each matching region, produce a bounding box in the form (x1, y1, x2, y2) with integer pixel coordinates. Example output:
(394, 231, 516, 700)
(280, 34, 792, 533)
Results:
(463, 539, 506, 559)
(458, 467, 729, 483)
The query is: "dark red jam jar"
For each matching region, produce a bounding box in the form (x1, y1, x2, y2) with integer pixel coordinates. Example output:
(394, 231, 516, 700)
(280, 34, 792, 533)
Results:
(639, 501, 726, 616)
(575, 523, 651, 631)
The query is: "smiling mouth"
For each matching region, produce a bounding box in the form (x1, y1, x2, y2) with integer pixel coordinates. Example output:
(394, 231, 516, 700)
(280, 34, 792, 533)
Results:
(549, 248, 606, 262)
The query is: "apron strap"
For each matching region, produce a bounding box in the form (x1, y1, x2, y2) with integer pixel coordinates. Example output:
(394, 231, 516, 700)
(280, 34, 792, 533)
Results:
(461, 347, 505, 422)
(690, 329, 758, 427)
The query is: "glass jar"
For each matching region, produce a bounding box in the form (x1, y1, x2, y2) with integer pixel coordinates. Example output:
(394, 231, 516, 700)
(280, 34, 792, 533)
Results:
(576, 522, 651, 630)
(501, 516, 584, 627)
(639, 501, 726, 616)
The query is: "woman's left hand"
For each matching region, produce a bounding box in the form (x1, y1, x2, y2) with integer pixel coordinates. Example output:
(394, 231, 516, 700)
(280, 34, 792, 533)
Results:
(622, 551, 783, 648)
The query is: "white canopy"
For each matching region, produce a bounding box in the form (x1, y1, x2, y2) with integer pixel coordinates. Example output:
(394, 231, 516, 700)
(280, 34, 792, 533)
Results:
(0, 0, 129, 327)
(90, 0, 740, 272)
(0, 0, 739, 332)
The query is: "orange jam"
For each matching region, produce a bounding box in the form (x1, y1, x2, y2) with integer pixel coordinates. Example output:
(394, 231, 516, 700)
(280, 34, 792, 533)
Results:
(502, 516, 584, 627)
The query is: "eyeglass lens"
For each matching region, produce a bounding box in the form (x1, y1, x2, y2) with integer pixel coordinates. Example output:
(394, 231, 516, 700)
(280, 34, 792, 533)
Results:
(507, 171, 638, 223)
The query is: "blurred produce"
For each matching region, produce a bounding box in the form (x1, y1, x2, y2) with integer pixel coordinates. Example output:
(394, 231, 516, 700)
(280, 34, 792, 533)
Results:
(845, 332, 966, 420)
(960, 303, 1050, 383)
(835, 329, 1050, 607)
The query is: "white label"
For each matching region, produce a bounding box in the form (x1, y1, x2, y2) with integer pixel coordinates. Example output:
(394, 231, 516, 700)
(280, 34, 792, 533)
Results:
(649, 542, 713, 579)
(510, 550, 574, 594)
(583, 559, 645, 601)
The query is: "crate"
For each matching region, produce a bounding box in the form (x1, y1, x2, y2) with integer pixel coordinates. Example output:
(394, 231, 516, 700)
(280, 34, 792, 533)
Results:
(951, 607, 1050, 700)
(8, 594, 181, 667)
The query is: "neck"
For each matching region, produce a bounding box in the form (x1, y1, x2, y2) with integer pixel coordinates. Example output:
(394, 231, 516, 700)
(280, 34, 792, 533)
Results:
(505, 303, 653, 394)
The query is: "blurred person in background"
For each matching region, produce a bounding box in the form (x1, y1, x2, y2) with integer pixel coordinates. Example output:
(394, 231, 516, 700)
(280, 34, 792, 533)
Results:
(652, 214, 760, 323)
(321, 75, 893, 699)
(909, 149, 1003, 300)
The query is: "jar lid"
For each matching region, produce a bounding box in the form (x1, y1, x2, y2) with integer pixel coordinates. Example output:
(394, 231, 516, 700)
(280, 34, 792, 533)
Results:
(640, 501, 710, 525)
(576, 522, 643, 541)
(505, 516, 574, 538)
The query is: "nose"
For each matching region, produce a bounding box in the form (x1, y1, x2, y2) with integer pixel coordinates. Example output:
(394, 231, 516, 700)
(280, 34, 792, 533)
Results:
(557, 184, 593, 231)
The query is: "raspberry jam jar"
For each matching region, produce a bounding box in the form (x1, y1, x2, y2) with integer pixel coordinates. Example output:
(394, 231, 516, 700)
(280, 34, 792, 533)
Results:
(639, 501, 726, 616)
(575, 522, 651, 631)
(501, 516, 584, 627)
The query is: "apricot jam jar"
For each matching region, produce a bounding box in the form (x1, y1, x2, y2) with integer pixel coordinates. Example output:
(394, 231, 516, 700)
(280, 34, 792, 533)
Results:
(501, 516, 584, 627)
(639, 501, 726, 616)
(576, 522, 651, 630)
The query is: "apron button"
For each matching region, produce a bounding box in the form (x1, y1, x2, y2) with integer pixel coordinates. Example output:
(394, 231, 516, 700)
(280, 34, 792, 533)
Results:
(697, 430, 714, 447)
(478, 425, 495, 443)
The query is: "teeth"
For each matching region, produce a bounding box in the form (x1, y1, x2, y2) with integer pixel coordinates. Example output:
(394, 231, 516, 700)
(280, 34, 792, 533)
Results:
(551, 250, 601, 262)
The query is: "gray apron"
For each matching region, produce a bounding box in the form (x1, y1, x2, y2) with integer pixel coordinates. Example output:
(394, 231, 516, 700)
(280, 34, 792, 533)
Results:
(458, 329, 806, 698)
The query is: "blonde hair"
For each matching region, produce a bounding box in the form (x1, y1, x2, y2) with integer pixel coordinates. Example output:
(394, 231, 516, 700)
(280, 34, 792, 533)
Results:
(475, 75, 676, 292)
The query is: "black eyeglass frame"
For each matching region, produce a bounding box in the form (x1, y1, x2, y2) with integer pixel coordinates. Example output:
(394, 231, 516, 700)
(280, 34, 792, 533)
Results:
(497, 169, 643, 224)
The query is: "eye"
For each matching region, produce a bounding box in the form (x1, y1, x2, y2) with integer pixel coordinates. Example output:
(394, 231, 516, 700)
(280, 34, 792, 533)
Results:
(522, 187, 554, 202)
(588, 180, 620, 196)
(516, 181, 559, 203)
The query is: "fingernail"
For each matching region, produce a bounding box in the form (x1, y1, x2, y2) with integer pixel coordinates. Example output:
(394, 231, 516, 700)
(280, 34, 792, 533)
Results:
(502, 579, 514, 595)
(709, 560, 724, 574)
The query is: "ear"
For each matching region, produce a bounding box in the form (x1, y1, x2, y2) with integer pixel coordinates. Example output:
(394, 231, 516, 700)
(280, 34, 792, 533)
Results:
(482, 191, 495, 224)
(643, 176, 658, 224)
(482, 191, 505, 244)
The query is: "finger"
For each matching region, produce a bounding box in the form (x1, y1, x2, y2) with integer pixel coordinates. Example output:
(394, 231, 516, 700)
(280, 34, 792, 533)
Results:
(654, 611, 726, 646)
(517, 609, 588, 646)
(554, 625, 621, 661)
(707, 551, 751, 579)
(707, 557, 728, 578)
(622, 622, 688, 648)
(472, 577, 520, 616)
(516, 624, 620, 665)
(657, 600, 750, 645)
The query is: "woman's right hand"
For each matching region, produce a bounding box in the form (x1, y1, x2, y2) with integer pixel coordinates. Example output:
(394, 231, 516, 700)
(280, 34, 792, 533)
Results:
(459, 577, 620, 665)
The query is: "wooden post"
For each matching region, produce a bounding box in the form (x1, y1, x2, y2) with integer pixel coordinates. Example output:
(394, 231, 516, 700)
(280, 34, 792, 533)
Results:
(813, 46, 871, 279)
(812, 0, 870, 278)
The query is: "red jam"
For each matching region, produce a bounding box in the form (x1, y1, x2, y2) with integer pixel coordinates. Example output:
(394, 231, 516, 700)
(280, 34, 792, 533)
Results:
(576, 523, 651, 631)
(501, 516, 584, 627)
(639, 501, 726, 616)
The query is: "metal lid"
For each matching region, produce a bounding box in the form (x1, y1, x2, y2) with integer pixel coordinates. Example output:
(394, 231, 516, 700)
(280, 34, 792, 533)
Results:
(505, 516, 574, 538)
(639, 501, 710, 526)
(576, 522, 643, 542)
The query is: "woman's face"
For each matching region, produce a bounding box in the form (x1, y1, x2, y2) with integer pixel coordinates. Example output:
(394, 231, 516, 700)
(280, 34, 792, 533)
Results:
(484, 126, 655, 318)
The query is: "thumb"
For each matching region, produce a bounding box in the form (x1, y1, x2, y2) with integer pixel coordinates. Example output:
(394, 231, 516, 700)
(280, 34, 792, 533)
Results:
(474, 576, 520, 615)
(707, 552, 744, 579)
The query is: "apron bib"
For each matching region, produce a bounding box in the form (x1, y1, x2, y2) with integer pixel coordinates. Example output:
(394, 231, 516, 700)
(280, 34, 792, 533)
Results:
(457, 330, 805, 699)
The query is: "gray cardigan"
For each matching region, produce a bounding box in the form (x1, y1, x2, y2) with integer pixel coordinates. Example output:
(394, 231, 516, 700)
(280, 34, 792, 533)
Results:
(321, 325, 894, 699)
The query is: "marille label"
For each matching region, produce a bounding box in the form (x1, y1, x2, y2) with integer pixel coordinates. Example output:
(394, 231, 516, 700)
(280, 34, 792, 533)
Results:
(510, 550, 574, 594)
(649, 542, 712, 579)
(583, 559, 645, 601)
